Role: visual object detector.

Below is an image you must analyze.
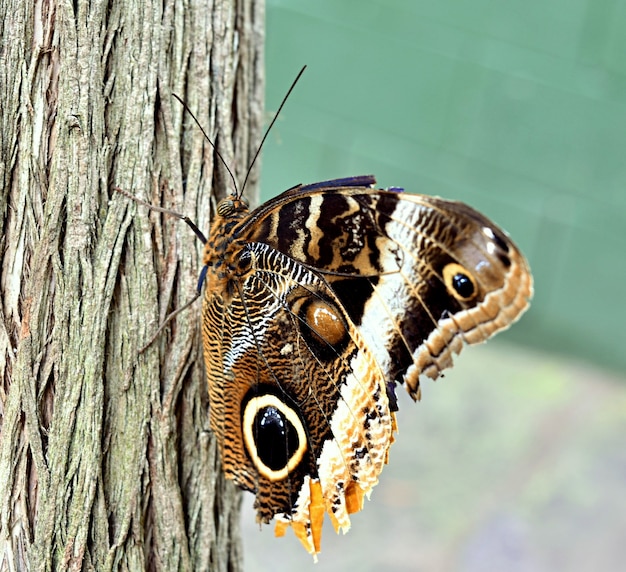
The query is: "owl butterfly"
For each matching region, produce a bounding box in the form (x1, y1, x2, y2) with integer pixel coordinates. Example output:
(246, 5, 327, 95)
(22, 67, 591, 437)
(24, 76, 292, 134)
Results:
(128, 76, 532, 558)
(201, 176, 532, 557)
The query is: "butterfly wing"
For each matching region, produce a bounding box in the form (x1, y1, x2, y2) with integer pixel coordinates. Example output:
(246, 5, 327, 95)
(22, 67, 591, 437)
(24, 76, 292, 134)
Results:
(202, 239, 394, 555)
(243, 178, 533, 400)
(201, 177, 532, 556)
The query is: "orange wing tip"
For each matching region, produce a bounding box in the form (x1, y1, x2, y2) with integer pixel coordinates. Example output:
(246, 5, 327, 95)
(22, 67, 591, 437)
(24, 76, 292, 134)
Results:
(274, 477, 385, 557)
(345, 481, 366, 515)
(327, 508, 344, 535)
(326, 481, 369, 534)
(308, 479, 325, 553)
(274, 478, 325, 558)
(274, 519, 288, 538)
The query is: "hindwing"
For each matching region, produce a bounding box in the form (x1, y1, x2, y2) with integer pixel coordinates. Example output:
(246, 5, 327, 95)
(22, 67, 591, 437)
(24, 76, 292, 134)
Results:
(202, 241, 393, 553)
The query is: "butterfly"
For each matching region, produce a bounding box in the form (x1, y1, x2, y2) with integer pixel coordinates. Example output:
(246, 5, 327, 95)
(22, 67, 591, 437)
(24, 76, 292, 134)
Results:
(199, 173, 532, 556)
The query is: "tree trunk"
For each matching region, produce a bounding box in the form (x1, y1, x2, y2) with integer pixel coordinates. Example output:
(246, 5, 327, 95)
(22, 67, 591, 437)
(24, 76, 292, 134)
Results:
(0, 0, 264, 570)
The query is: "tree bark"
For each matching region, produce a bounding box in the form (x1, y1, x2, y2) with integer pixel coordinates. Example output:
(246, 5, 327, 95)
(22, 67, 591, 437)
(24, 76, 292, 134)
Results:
(0, 0, 264, 570)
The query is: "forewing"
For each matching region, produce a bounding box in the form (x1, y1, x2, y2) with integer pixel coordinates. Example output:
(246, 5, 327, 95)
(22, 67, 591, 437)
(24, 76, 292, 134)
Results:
(242, 182, 533, 400)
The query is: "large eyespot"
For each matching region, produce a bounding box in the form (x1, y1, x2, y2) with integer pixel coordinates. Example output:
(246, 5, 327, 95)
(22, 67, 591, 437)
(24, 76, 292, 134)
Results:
(291, 297, 349, 361)
(242, 393, 307, 481)
(442, 262, 478, 301)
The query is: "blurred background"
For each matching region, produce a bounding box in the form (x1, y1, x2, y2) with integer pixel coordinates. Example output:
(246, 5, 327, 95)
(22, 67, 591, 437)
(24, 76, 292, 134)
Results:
(244, 1, 626, 570)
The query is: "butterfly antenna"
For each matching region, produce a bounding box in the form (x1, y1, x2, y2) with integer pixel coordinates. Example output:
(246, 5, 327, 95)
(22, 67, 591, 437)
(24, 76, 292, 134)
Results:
(240, 65, 307, 195)
(114, 187, 207, 244)
(171, 93, 240, 196)
(137, 291, 201, 354)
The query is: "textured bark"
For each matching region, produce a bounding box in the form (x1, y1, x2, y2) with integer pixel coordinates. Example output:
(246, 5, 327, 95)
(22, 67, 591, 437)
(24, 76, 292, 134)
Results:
(0, 0, 264, 570)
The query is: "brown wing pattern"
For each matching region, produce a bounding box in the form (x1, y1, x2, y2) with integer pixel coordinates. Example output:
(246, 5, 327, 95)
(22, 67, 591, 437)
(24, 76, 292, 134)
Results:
(245, 185, 532, 400)
(200, 178, 532, 556)
(202, 235, 394, 554)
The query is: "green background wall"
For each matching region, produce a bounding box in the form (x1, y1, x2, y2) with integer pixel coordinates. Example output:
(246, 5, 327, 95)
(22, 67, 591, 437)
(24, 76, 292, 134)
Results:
(261, 0, 626, 374)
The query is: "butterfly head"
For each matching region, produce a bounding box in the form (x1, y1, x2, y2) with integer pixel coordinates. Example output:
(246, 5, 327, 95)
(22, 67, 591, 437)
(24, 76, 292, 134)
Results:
(216, 194, 250, 219)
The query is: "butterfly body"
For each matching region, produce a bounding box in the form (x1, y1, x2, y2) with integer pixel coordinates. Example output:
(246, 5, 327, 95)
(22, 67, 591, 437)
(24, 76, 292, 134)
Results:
(200, 176, 532, 555)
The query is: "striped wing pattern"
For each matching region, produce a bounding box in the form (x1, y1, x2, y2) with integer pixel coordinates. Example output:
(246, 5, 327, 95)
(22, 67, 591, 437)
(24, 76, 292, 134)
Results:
(200, 177, 532, 556)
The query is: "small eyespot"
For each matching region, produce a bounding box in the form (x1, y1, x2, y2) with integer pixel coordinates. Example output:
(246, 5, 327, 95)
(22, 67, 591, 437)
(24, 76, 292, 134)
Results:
(304, 300, 346, 346)
(442, 262, 478, 301)
(290, 297, 349, 360)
